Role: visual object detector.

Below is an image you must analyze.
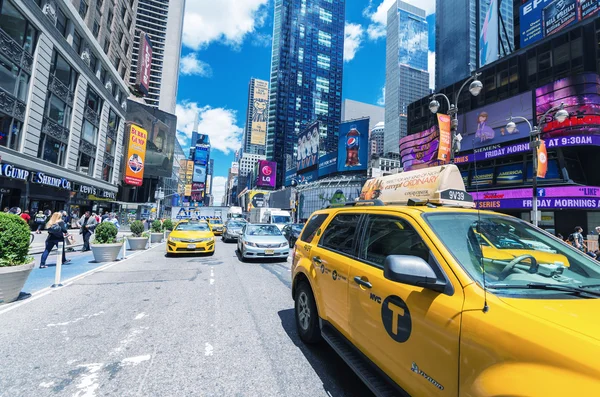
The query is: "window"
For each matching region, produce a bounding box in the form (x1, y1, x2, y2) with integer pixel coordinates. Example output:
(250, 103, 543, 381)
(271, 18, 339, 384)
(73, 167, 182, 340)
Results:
(315, 99, 328, 115)
(105, 135, 115, 156)
(0, 52, 30, 101)
(123, 42, 129, 55)
(299, 24, 305, 39)
(103, 38, 110, 54)
(121, 6, 126, 19)
(86, 88, 101, 113)
(77, 152, 94, 176)
(37, 134, 67, 165)
(81, 119, 97, 144)
(316, 77, 329, 93)
(96, 0, 103, 9)
(79, 1, 88, 19)
(113, 56, 121, 71)
(117, 30, 124, 45)
(46, 94, 71, 126)
(102, 163, 113, 182)
(317, 54, 330, 70)
(0, 111, 23, 150)
(0, 0, 38, 53)
(318, 31, 332, 47)
(56, 8, 68, 37)
(72, 31, 82, 54)
(51, 51, 76, 90)
(319, 214, 361, 256)
(361, 216, 429, 266)
(300, 214, 328, 242)
(298, 48, 304, 62)
(319, 8, 332, 23)
(126, 17, 132, 30)
(89, 52, 98, 72)
(100, 67, 106, 84)
(106, 9, 113, 30)
(93, 20, 100, 37)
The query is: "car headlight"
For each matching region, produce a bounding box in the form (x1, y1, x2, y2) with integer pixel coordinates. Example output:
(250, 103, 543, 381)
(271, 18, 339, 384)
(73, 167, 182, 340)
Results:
(280, 242, 288, 247)
(244, 241, 257, 247)
(170, 237, 183, 242)
(200, 237, 214, 242)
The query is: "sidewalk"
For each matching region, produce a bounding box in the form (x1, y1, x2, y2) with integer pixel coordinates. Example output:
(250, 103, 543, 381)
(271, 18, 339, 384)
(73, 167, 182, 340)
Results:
(29, 226, 132, 254)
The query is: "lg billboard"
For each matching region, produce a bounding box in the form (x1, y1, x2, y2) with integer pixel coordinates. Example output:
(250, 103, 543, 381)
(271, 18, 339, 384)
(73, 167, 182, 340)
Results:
(256, 160, 277, 188)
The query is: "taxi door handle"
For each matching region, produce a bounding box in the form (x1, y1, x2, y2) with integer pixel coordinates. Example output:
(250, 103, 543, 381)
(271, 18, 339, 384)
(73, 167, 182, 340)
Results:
(313, 256, 322, 264)
(354, 276, 372, 289)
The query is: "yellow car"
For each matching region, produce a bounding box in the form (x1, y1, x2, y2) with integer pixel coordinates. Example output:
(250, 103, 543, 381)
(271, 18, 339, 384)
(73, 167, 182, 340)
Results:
(207, 218, 224, 235)
(166, 220, 215, 256)
(292, 165, 600, 396)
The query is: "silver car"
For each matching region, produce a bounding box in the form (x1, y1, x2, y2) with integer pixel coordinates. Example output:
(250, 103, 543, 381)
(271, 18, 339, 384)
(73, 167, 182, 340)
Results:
(237, 224, 289, 262)
(222, 220, 246, 242)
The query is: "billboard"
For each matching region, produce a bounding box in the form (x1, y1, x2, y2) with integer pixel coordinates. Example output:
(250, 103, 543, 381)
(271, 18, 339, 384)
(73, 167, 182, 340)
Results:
(250, 79, 269, 145)
(297, 121, 320, 171)
(247, 190, 269, 211)
(193, 164, 206, 183)
(479, 0, 499, 67)
(195, 145, 209, 165)
(318, 151, 337, 178)
(337, 118, 369, 172)
(399, 125, 440, 171)
(124, 124, 148, 186)
(256, 160, 277, 188)
(495, 163, 524, 185)
(457, 91, 534, 152)
(520, 0, 597, 49)
(437, 114, 451, 161)
(285, 168, 297, 187)
(536, 73, 600, 136)
(191, 182, 204, 201)
(136, 32, 153, 95)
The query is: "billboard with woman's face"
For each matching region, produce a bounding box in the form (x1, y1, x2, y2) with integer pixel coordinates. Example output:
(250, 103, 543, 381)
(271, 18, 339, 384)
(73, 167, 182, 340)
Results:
(296, 121, 320, 171)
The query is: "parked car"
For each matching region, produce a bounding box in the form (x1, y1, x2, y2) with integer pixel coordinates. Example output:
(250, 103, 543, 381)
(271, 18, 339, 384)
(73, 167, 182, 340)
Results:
(222, 220, 246, 242)
(237, 224, 289, 262)
(282, 223, 304, 247)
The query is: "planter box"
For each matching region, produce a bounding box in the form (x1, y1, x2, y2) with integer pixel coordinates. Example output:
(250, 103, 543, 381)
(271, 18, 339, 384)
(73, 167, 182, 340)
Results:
(0, 261, 35, 304)
(128, 237, 148, 251)
(91, 243, 123, 263)
(150, 233, 163, 243)
(165, 231, 171, 239)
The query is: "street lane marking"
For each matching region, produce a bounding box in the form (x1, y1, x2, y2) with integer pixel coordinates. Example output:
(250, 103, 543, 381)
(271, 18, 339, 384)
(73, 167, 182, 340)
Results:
(134, 312, 147, 320)
(46, 311, 104, 328)
(122, 355, 151, 366)
(74, 363, 103, 397)
(39, 381, 55, 388)
(204, 342, 213, 356)
(209, 278, 214, 285)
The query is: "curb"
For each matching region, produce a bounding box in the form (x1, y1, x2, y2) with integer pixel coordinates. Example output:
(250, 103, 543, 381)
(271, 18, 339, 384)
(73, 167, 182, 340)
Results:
(0, 243, 166, 316)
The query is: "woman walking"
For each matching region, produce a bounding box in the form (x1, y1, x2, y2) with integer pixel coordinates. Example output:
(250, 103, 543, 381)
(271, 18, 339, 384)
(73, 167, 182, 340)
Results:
(34, 211, 46, 233)
(39, 212, 71, 268)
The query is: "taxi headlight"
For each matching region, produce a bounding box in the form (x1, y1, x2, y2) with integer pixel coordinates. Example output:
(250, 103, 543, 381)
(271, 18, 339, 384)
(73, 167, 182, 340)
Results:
(170, 237, 183, 242)
(199, 237, 214, 242)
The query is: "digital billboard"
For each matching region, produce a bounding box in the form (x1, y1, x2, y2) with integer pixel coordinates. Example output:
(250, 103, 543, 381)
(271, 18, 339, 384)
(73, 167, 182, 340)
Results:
(337, 118, 369, 173)
(256, 160, 277, 188)
(136, 32, 152, 95)
(124, 124, 148, 186)
(471, 167, 494, 187)
(520, 0, 597, 49)
(495, 163, 524, 185)
(193, 164, 206, 183)
(247, 190, 269, 211)
(399, 125, 440, 171)
(318, 151, 337, 178)
(297, 121, 320, 171)
(285, 168, 297, 187)
(536, 72, 600, 136)
(457, 91, 534, 152)
(194, 145, 209, 165)
(250, 79, 269, 145)
(479, 0, 499, 67)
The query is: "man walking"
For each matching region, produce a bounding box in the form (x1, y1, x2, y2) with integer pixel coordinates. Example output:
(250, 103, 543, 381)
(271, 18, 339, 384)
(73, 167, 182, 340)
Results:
(77, 211, 98, 251)
(569, 226, 586, 252)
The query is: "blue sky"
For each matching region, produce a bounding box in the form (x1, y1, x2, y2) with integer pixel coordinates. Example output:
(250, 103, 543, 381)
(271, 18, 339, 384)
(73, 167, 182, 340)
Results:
(175, 0, 435, 203)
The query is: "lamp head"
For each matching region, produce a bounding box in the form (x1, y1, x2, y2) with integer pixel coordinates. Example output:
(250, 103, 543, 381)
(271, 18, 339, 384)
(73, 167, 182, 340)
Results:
(555, 108, 569, 123)
(429, 99, 440, 114)
(506, 120, 517, 134)
(469, 79, 483, 97)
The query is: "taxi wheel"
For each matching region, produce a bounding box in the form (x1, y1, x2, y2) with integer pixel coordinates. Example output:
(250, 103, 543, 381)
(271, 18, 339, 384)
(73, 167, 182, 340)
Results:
(295, 282, 322, 344)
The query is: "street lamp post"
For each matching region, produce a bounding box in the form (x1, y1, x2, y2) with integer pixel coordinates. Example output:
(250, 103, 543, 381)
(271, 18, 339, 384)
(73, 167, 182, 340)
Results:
(154, 186, 165, 220)
(429, 73, 484, 162)
(506, 102, 569, 227)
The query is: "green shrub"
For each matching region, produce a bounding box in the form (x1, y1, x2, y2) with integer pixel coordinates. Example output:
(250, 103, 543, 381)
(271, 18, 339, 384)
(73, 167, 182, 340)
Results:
(93, 222, 118, 244)
(151, 220, 163, 233)
(162, 219, 174, 231)
(0, 213, 32, 267)
(130, 220, 145, 237)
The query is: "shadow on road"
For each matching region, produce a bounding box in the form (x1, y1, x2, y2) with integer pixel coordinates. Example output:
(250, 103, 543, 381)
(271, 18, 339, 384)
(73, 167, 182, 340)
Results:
(278, 309, 374, 397)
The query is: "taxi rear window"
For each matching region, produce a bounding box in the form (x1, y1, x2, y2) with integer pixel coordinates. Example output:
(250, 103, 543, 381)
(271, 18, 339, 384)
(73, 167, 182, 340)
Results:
(300, 214, 328, 243)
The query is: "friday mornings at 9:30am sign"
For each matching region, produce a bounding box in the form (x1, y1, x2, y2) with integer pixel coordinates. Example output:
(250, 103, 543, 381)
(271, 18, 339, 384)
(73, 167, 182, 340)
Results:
(124, 124, 148, 186)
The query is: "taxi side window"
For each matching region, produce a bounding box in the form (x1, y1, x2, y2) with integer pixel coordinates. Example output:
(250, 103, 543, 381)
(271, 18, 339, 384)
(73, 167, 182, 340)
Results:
(361, 215, 429, 267)
(319, 213, 361, 257)
(300, 214, 328, 243)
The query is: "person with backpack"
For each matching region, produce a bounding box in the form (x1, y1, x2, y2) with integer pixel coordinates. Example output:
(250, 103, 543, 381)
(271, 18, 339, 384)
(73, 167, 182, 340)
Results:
(77, 211, 98, 251)
(34, 211, 46, 233)
(39, 212, 71, 268)
(569, 226, 586, 252)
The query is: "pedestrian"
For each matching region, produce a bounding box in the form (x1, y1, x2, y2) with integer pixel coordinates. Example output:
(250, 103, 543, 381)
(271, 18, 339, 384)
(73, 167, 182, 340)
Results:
(62, 211, 70, 228)
(3, 207, 9, 212)
(556, 233, 564, 241)
(77, 211, 98, 251)
(101, 211, 109, 222)
(9, 207, 21, 215)
(103, 212, 120, 230)
(34, 210, 46, 233)
(142, 218, 148, 231)
(39, 212, 71, 268)
(20, 210, 31, 223)
(568, 226, 586, 252)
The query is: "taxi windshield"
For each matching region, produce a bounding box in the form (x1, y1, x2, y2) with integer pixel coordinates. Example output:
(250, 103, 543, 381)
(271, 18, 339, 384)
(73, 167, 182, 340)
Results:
(210, 219, 223, 225)
(176, 222, 210, 232)
(423, 213, 600, 298)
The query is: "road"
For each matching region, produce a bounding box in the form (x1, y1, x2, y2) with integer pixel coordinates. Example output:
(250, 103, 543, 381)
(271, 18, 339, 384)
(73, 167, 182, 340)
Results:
(0, 240, 374, 397)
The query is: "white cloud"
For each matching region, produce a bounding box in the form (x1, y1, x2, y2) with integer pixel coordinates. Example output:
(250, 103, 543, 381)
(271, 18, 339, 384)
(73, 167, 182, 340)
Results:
(251, 33, 272, 48)
(175, 102, 242, 155)
(364, 0, 435, 41)
(428, 51, 435, 90)
(377, 86, 385, 106)
(344, 23, 364, 62)
(180, 53, 212, 77)
(211, 176, 227, 206)
(182, 0, 269, 50)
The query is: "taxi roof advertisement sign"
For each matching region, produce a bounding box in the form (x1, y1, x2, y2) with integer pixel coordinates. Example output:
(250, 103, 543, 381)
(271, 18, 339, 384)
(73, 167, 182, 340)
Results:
(124, 124, 148, 186)
(337, 118, 369, 172)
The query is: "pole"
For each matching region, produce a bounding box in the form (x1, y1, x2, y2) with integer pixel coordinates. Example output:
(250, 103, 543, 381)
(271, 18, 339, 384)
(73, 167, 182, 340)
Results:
(52, 242, 63, 288)
(123, 237, 127, 259)
(531, 131, 540, 227)
(450, 109, 458, 163)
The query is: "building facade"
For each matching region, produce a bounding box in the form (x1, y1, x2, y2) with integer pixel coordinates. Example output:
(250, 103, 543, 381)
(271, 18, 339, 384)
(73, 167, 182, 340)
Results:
(384, 0, 429, 154)
(130, 0, 185, 113)
(341, 99, 384, 130)
(242, 78, 268, 155)
(370, 121, 385, 157)
(0, 0, 131, 215)
(239, 153, 265, 177)
(266, 0, 345, 187)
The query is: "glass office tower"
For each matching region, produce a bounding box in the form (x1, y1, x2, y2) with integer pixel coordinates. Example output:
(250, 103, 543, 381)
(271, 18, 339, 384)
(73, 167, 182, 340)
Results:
(266, 0, 345, 187)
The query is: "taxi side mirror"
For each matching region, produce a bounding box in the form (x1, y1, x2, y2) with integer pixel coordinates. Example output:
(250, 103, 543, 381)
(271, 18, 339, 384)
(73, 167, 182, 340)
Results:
(384, 255, 446, 293)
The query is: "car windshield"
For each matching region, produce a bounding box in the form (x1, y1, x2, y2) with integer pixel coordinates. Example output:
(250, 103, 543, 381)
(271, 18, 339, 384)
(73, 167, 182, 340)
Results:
(246, 225, 282, 236)
(423, 213, 600, 298)
(272, 215, 291, 224)
(227, 222, 244, 229)
(176, 222, 210, 232)
(291, 224, 304, 232)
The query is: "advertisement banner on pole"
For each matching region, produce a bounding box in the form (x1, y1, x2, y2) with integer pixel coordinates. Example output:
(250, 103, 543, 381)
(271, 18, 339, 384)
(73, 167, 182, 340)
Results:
(437, 114, 451, 161)
(537, 140, 548, 178)
(479, 0, 499, 67)
(337, 118, 369, 172)
(297, 121, 320, 171)
(124, 124, 148, 186)
(250, 79, 269, 145)
(135, 32, 153, 95)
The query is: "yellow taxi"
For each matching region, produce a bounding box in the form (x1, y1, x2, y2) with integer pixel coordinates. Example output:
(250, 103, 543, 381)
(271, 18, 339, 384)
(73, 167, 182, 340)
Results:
(207, 218, 224, 235)
(291, 164, 600, 396)
(166, 220, 215, 256)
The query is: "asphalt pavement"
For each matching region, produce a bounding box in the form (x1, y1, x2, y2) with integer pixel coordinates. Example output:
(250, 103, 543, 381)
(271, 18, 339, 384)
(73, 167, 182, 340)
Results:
(0, 239, 374, 397)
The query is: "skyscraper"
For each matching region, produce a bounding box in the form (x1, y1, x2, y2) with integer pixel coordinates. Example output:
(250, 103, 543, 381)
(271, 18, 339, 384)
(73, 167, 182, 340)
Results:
(242, 78, 269, 155)
(435, 0, 513, 90)
(130, 0, 185, 113)
(267, 0, 345, 187)
(384, 1, 429, 154)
